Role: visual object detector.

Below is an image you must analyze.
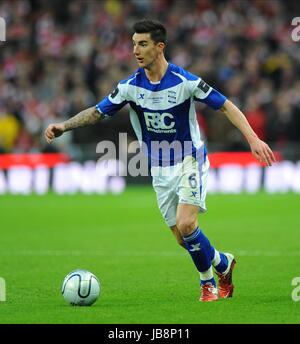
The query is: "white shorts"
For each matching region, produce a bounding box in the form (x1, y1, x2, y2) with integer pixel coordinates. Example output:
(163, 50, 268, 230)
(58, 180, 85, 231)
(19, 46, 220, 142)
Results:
(151, 155, 210, 227)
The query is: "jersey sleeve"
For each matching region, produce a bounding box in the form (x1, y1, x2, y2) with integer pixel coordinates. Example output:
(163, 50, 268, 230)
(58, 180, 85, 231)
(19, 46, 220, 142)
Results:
(95, 83, 128, 117)
(191, 78, 227, 110)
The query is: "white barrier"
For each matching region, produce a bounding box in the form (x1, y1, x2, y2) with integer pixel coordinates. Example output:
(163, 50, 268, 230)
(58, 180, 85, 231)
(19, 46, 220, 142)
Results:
(0, 160, 299, 195)
(207, 161, 300, 194)
(0, 160, 126, 195)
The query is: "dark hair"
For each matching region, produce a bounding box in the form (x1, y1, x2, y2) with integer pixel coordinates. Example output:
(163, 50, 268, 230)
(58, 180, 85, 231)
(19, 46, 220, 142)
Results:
(133, 19, 167, 45)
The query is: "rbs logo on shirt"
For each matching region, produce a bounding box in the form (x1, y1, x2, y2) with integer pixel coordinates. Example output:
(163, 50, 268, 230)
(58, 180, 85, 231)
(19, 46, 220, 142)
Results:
(144, 112, 176, 134)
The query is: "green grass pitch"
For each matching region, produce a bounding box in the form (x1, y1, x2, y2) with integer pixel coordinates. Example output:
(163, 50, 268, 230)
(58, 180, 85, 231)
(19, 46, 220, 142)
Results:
(0, 187, 299, 324)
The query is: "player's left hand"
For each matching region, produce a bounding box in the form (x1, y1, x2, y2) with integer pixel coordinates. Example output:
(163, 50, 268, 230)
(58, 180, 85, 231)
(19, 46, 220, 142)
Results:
(249, 138, 276, 166)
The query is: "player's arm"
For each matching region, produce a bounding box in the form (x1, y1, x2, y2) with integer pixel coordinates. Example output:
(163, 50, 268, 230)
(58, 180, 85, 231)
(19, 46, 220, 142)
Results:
(44, 106, 102, 144)
(220, 99, 276, 166)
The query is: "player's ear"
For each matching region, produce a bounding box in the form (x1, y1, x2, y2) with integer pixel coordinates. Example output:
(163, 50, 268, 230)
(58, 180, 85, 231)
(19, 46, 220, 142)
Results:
(157, 42, 165, 52)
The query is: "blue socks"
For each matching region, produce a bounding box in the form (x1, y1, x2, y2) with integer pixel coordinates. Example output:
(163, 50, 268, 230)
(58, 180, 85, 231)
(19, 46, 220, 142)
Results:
(183, 227, 216, 286)
(212, 250, 229, 274)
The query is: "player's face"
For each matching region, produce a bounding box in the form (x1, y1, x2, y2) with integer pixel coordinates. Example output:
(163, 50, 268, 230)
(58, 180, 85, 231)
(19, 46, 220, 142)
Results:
(132, 33, 162, 69)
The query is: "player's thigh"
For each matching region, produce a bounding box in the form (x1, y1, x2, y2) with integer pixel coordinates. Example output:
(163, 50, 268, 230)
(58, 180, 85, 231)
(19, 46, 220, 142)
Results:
(176, 156, 209, 235)
(152, 176, 178, 227)
(177, 156, 209, 212)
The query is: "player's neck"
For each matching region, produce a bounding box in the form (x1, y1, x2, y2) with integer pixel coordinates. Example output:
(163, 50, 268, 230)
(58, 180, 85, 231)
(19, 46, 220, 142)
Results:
(144, 57, 168, 83)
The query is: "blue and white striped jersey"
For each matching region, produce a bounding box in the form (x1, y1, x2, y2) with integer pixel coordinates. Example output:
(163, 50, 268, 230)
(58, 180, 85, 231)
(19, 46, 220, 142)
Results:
(96, 63, 226, 166)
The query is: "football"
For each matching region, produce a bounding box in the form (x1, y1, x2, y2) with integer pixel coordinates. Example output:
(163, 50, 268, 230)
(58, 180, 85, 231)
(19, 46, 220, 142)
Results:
(61, 269, 100, 306)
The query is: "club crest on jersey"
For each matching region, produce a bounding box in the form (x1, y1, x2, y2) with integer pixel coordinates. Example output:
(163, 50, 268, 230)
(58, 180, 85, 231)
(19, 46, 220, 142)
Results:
(167, 90, 177, 104)
(144, 112, 176, 134)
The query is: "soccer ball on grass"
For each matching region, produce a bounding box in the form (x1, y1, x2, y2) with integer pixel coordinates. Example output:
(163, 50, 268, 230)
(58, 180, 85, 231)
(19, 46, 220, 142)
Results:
(62, 269, 100, 306)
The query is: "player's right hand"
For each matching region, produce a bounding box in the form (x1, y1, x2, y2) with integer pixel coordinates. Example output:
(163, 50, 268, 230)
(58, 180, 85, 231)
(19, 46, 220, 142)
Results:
(44, 123, 65, 144)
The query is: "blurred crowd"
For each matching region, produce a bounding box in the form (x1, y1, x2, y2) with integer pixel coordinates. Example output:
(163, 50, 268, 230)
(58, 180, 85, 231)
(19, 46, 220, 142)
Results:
(0, 0, 300, 157)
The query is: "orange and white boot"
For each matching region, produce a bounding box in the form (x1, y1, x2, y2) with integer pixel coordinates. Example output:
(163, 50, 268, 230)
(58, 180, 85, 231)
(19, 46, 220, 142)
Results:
(216, 253, 236, 299)
(199, 282, 219, 302)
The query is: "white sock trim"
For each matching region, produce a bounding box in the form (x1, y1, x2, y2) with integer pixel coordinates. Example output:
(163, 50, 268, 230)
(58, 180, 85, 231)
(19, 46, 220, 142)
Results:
(212, 249, 221, 267)
(199, 266, 214, 281)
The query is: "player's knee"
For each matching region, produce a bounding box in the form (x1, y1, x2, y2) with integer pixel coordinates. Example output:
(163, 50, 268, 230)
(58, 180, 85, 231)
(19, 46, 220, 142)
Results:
(176, 218, 197, 237)
(178, 239, 186, 249)
(175, 236, 185, 248)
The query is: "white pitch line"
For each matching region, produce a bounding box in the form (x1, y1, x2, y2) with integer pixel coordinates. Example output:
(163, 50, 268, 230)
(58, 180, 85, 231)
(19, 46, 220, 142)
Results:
(0, 250, 300, 257)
